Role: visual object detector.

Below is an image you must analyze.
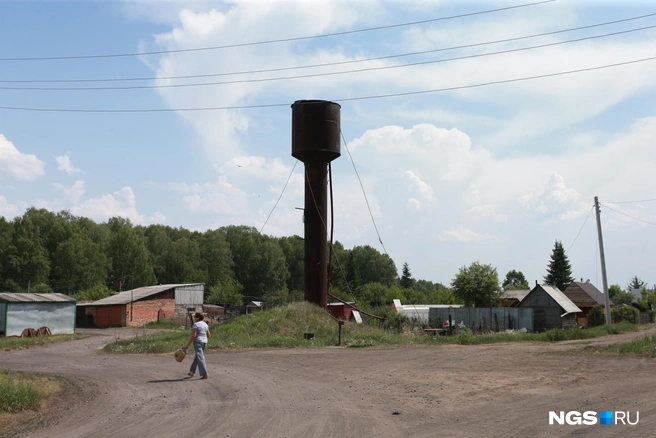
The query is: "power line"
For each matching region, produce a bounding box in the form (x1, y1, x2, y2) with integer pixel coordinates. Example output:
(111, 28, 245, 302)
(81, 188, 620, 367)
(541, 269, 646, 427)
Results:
(601, 203, 656, 226)
(259, 160, 298, 234)
(340, 129, 389, 256)
(3, 12, 652, 84)
(4, 25, 654, 91)
(1, 55, 653, 113)
(604, 197, 656, 204)
(566, 204, 594, 254)
(0, 0, 556, 62)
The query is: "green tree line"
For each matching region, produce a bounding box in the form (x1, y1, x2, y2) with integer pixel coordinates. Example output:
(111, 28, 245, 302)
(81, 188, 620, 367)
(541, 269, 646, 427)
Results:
(0, 208, 453, 307)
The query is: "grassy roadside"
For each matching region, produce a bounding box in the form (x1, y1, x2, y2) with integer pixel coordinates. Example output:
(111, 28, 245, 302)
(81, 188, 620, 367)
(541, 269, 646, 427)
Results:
(584, 334, 656, 357)
(0, 370, 84, 438)
(102, 302, 642, 354)
(0, 333, 89, 352)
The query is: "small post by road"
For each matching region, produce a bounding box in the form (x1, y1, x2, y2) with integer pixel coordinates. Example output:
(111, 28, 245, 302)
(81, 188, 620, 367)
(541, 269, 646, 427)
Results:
(594, 196, 612, 325)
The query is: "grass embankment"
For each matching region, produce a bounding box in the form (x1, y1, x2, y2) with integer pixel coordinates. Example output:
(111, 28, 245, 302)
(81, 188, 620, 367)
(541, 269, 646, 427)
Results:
(0, 333, 88, 352)
(0, 370, 41, 412)
(0, 370, 81, 438)
(103, 302, 641, 354)
(585, 334, 656, 357)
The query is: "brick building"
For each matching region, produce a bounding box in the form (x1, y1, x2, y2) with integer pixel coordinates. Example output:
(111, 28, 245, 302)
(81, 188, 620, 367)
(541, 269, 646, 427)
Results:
(78, 283, 204, 328)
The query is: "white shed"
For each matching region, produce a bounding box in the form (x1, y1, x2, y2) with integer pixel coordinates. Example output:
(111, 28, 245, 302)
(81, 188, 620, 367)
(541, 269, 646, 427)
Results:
(0, 293, 77, 337)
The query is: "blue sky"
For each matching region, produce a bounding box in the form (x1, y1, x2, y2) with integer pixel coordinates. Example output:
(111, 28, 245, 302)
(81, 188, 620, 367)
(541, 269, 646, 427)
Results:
(0, 0, 655, 290)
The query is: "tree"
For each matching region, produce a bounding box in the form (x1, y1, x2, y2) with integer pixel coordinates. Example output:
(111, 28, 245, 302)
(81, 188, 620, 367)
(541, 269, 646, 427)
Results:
(609, 284, 634, 305)
(502, 270, 529, 290)
(587, 304, 606, 327)
(543, 240, 573, 291)
(450, 262, 502, 307)
(207, 279, 244, 306)
(278, 235, 304, 293)
(346, 245, 398, 289)
(107, 217, 156, 289)
(400, 262, 416, 290)
(221, 226, 289, 301)
(200, 229, 234, 289)
(627, 275, 646, 291)
(75, 283, 113, 301)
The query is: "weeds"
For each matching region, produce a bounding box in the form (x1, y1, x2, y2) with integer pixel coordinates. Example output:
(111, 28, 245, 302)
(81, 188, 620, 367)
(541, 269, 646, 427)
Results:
(587, 334, 656, 357)
(0, 334, 88, 352)
(0, 370, 42, 412)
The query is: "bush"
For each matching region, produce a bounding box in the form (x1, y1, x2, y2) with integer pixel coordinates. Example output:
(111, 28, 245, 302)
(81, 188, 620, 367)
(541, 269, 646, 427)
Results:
(611, 305, 638, 324)
(457, 329, 476, 345)
(546, 329, 566, 342)
(587, 305, 606, 327)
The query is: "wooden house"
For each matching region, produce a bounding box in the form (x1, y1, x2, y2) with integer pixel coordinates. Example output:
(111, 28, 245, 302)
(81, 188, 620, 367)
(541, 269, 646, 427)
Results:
(518, 285, 581, 331)
(500, 289, 531, 308)
(562, 281, 614, 326)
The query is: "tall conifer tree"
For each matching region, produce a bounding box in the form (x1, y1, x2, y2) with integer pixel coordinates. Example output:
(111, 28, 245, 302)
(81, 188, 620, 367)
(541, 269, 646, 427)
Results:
(543, 240, 573, 291)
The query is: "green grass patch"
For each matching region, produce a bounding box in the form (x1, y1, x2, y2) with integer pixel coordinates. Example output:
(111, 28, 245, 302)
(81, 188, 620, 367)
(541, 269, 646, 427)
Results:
(144, 318, 184, 330)
(586, 334, 656, 357)
(0, 333, 88, 351)
(101, 302, 642, 354)
(0, 370, 53, 413)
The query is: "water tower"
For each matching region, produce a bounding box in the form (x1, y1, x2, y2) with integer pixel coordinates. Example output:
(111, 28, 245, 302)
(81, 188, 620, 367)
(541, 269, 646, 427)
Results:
(291, 100, 341, 308)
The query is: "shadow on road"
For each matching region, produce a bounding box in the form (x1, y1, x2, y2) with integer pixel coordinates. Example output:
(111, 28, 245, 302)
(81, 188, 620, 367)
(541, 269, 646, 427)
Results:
(147, 377, 193, 383)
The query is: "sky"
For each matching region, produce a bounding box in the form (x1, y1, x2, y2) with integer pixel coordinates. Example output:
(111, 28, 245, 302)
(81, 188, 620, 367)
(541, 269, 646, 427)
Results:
(0, 0, 655, 290)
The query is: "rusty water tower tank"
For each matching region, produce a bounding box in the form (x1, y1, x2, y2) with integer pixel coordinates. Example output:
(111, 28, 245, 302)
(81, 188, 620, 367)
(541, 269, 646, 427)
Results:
(291, 100, 341, 308)
(292, 100, 341, 162)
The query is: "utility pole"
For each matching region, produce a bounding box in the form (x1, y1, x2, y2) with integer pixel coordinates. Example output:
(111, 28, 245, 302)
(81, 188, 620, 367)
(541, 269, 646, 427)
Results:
(594, 196, 612, 325)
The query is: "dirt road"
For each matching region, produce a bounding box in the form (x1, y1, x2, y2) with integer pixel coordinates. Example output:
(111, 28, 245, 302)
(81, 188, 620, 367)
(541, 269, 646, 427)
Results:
(1, 326, 655, 438)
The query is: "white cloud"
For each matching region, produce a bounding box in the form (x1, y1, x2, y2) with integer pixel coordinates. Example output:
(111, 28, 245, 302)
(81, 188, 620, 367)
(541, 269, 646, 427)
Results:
(0, 196, 22, 219)
(438, 226, 500, 243)
(70, 187, 165, 225)
(403, 170, 434, 210)
(55, 152, 83, 175)
(53, 180, 86, 204)
(0, 135, 45, 181)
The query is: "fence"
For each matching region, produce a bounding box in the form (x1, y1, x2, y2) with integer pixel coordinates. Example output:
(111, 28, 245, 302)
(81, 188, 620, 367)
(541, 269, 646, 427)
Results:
(428, 307, 534, 333)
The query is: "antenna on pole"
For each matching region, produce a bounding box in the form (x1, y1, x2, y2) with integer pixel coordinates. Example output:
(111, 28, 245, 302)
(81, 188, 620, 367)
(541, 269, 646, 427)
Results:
(594, 196, 612, 325)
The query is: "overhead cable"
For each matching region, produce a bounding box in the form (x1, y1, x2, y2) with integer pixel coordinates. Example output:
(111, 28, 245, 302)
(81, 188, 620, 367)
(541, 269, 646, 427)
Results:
(2, 11, 652, 84)
(340, 129, 389, 256)
(1, 55, 653, 113)
(600, 203, 656, 226)
(2, 25, 654, 91)
(259, 160, 298, 234)
(604, 197, 656, 204)
(566, 205, 594, 254)
(0, 0, 556, 62)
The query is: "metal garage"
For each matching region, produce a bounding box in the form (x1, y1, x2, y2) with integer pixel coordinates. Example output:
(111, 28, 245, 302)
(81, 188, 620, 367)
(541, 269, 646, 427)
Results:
(0, 293, 77, 337)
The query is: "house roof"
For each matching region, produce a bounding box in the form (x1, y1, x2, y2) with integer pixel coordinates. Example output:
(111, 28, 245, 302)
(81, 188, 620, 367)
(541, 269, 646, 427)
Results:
(501, 289, 531, 301)
(539, 285, 582, 315)
(247, 301, 263, 307)
(563, 281, 615, 307)
(81, 283, 202, 306)
(0, 293, 76, 303)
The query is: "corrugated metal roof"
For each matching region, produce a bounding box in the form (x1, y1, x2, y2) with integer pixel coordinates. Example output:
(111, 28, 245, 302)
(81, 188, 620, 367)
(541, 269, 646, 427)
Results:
(0, 292, 76, 303)
(501, 289, 531, 301)
(540, 285, 582, 315)
(82, 283, 203, 306)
